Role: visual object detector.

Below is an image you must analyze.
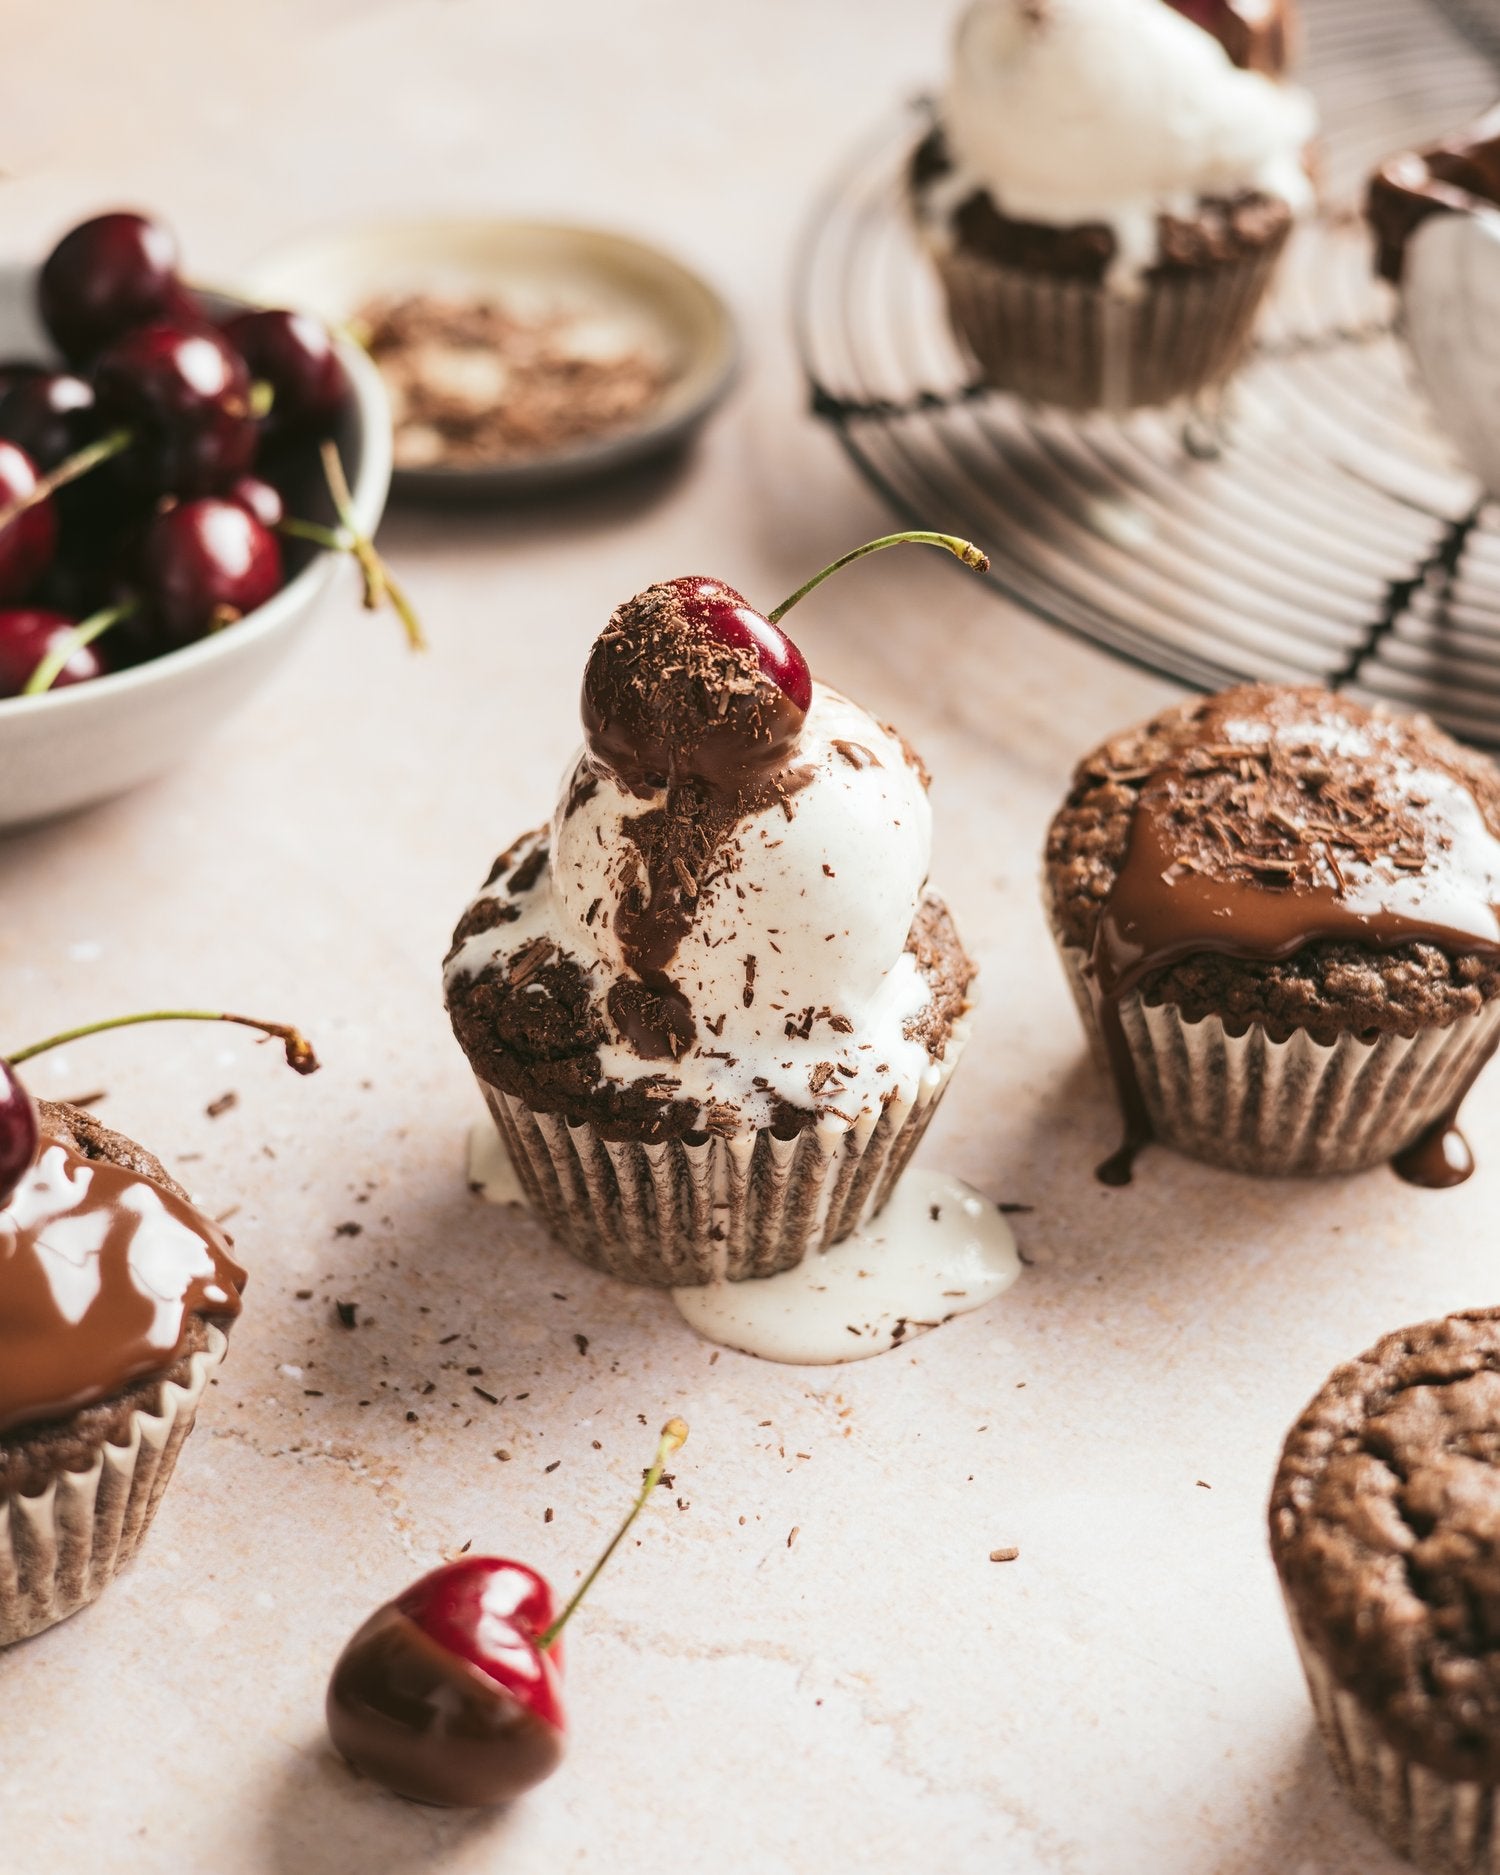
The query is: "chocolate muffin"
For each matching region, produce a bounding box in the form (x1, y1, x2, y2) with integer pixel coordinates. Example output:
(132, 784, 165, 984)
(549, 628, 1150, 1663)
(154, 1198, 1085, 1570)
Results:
(1271, 1311, 1500, 1874)
(911, 0, 1315, 413)
(445, 574, 976, 1287)
(0, 1099, 244, 1645)
(1044, 685, 1500, 1184)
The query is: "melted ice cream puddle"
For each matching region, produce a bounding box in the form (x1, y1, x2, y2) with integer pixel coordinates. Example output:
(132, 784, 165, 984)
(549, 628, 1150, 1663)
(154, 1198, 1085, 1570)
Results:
(466, 1119, 1021, 1364)
(670, 1170, 1021, 1365)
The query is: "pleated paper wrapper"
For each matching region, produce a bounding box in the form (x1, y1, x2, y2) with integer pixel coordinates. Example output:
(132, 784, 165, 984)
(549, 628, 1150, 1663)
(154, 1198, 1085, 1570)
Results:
(1056, 943, 1500, 1177)
(933, 228, 1290, 414)
(1287, 1602, 1500, 1875)
(0, 1324, 227, 1647)
(475, 1026, 968, 1287)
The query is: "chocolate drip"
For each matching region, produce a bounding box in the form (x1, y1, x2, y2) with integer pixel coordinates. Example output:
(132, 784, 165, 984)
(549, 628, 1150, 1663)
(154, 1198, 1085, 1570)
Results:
(1368, 107, 1500, 284)
(326, 1606, 564, 1808)
(0, 1136, 245, 1434)
(1080, 689, 1500, 1184)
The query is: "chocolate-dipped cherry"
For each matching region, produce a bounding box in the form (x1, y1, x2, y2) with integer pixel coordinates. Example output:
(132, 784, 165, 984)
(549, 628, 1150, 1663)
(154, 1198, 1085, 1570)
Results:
(38, 212, 194, 364)
(582, 532, 987, 793)
(222, 309, 349, 432)
(0, 442, 57, 602)
(0, 606, 111, 697)
(327, 1418, 688, 1808)
(138, 497, 283, 648)
(0, 1007, 319, 1209)
(93, 321, 257, 496)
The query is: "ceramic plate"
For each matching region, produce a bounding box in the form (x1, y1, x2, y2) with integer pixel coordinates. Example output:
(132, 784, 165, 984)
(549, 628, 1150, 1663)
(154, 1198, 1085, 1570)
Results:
(242, 218, 738, 500)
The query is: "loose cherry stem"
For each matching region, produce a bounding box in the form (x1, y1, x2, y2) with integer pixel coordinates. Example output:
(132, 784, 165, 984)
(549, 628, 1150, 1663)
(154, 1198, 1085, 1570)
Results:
(7, 1010, 320, 1075)
(22, 600, 139, 697)
(0, 427, 133, 536)
(281, 441, 425, 651)
(767, 531, 990, 625)
(537, 1417, 688, 1651)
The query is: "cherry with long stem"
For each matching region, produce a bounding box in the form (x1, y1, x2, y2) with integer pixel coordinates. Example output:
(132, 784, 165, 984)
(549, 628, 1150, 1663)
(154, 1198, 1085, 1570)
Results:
(539, 1415, 687, 1651)
(7, 1009, 320, 1074)
(768, 531, 989, 625)
(0, 1009, 319, 1212)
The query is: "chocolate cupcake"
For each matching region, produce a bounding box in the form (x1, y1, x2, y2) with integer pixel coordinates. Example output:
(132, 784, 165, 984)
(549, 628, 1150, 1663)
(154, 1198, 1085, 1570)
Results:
(1271, 1311, 1500, 1875)
(1044, 685, 1500, 1184)
(0, 1099, 243, 1645)
(445, 570, 976, 1287)
(911, 0, 1315, 413)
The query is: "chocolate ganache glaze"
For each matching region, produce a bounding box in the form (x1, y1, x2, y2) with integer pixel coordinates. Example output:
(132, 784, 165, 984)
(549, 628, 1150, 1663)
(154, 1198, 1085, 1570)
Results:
(0, 1131, 244, 1435)
(579, 577, 814, 1061)
(1051, 687, 1500, 1186)
(1369, 106, 1500, 285)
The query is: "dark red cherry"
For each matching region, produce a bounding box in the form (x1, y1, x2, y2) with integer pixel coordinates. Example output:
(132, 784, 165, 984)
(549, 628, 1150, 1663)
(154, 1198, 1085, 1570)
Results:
(93, 322, 256, 496)
(38, 212, 195, 364)
(0, 1061, 39, 1211)
(138, 497, 282, 647)
(0, 372, 98, 473)
(221, 309, 348, 432)
(582, 577, 811, 792)
(223, 472, 284, 531)
(327, 1557, 565, 1808)
(0, 442, 58, 602)
(0, 362, 44, 404)
(0, 607, 108, 697)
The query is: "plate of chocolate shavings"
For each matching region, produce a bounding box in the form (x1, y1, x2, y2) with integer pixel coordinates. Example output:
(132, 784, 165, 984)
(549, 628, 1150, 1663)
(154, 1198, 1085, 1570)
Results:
(242, 219, 738, 498)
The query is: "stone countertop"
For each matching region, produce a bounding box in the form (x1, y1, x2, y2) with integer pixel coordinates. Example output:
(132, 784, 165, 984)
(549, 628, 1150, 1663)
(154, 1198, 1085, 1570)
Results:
(0, 2, 1490, 1871)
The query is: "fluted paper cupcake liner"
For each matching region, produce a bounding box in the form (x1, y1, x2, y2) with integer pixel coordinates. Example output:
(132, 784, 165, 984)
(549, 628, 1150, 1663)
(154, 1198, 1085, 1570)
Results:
(0, 1324, 227, 1647)
(933, 232, 1290, 414)
(1057, 944, 1500, 1177)
(476, 1028, 967, 1287)
(1286, 1604, 1497, 1874)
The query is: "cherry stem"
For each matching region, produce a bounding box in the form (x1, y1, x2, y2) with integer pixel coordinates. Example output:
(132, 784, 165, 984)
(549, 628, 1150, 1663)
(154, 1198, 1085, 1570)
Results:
(0, 428, 133, 536)
(6, 1011, 320, 1075)
(22, 600, 139, 698)
(537, 1417, 688, 1651)
(279, 441, 425, 652)
(766, 532, 990, 625)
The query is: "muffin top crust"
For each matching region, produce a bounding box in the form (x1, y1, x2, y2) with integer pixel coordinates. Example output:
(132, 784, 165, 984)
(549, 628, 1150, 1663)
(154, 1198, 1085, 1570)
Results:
(1045, 685, 1500, 1041)
(1271, 1310, 1500, 1783)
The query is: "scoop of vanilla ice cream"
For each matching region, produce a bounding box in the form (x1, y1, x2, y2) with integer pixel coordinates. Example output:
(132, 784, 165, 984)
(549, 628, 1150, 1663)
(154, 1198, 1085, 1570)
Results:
(942, 0, 1315, 275)
(552, 682, 936, 1112)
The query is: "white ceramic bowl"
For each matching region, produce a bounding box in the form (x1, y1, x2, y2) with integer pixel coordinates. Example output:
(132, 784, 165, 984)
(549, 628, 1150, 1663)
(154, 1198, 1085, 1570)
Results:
(1401, 207, 1500, 499)
(0, 261, 392, 832)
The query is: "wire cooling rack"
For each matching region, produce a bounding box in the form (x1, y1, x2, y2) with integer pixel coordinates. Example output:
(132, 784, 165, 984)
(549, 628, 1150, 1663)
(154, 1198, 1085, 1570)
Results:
(795, 0, 1500, 743)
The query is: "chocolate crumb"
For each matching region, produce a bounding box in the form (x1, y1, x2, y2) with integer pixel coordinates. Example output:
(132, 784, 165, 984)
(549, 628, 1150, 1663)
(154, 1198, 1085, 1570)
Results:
(990, 1546, 1020, 1563)
(335, 1300, 358, 1329)
(205, 1091, 238, 1119)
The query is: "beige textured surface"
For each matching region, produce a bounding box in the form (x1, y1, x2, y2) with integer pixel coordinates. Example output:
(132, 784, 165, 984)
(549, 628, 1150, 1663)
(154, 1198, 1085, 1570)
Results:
(0, 3, 1487, 1872)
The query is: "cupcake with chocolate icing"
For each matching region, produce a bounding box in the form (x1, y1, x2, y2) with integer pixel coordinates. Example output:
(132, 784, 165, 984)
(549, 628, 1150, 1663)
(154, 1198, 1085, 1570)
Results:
(0, 1099, 244, 1645)
(445, 539, 982, 1286)
(911, 0, 1315, 412)
(1044, 685, 1500, 1184)
(1271, 1309, 1500, 1875)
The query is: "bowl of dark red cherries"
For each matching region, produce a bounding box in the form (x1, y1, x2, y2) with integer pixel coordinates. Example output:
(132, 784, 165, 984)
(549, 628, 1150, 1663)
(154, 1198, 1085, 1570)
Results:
(0, 209, 406, 833)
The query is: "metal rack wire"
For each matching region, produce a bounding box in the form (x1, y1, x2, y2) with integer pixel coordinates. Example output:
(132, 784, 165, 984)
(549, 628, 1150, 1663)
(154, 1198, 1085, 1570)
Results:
(795, 0, 1500, 742)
